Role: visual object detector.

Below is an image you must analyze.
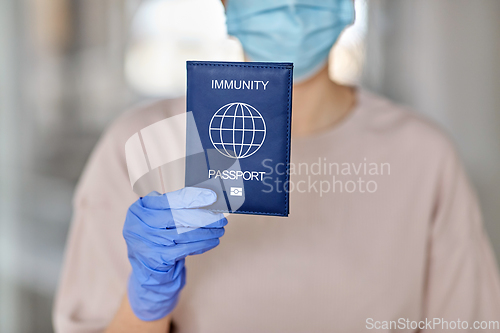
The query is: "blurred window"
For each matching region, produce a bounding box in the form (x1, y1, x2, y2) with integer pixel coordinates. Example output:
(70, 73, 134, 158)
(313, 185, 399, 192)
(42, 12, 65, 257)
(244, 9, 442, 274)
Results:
(125, 0, 243, 98)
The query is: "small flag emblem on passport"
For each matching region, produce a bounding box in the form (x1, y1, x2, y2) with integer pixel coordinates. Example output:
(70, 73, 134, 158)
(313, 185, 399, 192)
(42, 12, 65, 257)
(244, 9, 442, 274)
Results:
(185, 61, 293, 217)
(230, 187, 243, 197)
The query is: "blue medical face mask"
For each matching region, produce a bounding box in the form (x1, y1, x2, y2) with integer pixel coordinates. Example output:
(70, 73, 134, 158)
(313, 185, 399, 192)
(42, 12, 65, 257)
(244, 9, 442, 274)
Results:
(226, 0, 355, 83)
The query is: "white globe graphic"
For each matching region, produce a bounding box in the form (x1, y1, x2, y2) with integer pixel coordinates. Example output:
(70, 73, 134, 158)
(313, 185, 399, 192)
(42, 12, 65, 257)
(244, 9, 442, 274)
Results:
(209, 102, 266, 159)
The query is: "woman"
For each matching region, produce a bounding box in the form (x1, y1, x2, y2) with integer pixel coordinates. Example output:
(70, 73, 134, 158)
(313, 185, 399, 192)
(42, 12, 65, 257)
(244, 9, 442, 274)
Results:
(54, 1, 500, 332)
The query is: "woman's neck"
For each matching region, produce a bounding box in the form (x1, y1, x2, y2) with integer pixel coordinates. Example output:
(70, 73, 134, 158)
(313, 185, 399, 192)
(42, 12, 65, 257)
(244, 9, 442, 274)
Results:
(291, 65, 356, 137)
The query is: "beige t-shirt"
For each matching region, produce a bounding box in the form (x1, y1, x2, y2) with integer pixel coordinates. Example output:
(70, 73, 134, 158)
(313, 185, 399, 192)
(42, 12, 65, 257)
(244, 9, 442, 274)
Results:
(54, 90, 500, 332)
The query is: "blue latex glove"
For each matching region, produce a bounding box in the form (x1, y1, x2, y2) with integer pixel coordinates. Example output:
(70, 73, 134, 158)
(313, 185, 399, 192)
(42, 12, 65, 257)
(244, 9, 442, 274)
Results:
(123, 187, 227, 321)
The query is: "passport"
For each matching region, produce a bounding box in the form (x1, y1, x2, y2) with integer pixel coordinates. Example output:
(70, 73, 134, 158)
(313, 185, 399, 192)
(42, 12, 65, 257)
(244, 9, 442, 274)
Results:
(185, 61, 293, 216)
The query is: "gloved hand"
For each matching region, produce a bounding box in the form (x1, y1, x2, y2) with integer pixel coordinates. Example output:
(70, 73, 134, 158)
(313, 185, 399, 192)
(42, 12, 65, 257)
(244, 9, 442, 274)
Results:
(123, 187, 227, 321)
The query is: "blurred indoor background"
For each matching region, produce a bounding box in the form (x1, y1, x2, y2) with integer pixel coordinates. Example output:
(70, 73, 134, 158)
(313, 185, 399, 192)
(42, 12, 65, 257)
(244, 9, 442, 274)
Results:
(0, 0, 499, 332)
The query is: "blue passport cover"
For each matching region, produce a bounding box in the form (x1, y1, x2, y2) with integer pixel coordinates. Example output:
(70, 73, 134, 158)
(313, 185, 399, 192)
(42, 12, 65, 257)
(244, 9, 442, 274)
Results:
(185, 61, 293, 216)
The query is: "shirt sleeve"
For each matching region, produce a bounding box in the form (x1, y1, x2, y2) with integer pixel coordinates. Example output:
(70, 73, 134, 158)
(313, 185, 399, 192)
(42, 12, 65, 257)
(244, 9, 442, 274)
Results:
(52, 120, 138, 333)
(422, 144, 500, 331)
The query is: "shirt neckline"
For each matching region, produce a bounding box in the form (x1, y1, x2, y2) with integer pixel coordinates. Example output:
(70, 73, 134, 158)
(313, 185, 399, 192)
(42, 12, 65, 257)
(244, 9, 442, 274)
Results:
(292, 87, 365, 143)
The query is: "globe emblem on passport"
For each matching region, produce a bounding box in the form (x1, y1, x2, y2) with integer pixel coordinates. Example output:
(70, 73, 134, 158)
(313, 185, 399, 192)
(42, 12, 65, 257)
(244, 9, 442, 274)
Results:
(209, 102, 266, 159)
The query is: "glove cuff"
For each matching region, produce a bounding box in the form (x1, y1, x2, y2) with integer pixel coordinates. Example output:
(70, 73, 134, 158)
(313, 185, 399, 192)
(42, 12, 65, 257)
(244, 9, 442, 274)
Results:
(127, 270, 185, 321)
